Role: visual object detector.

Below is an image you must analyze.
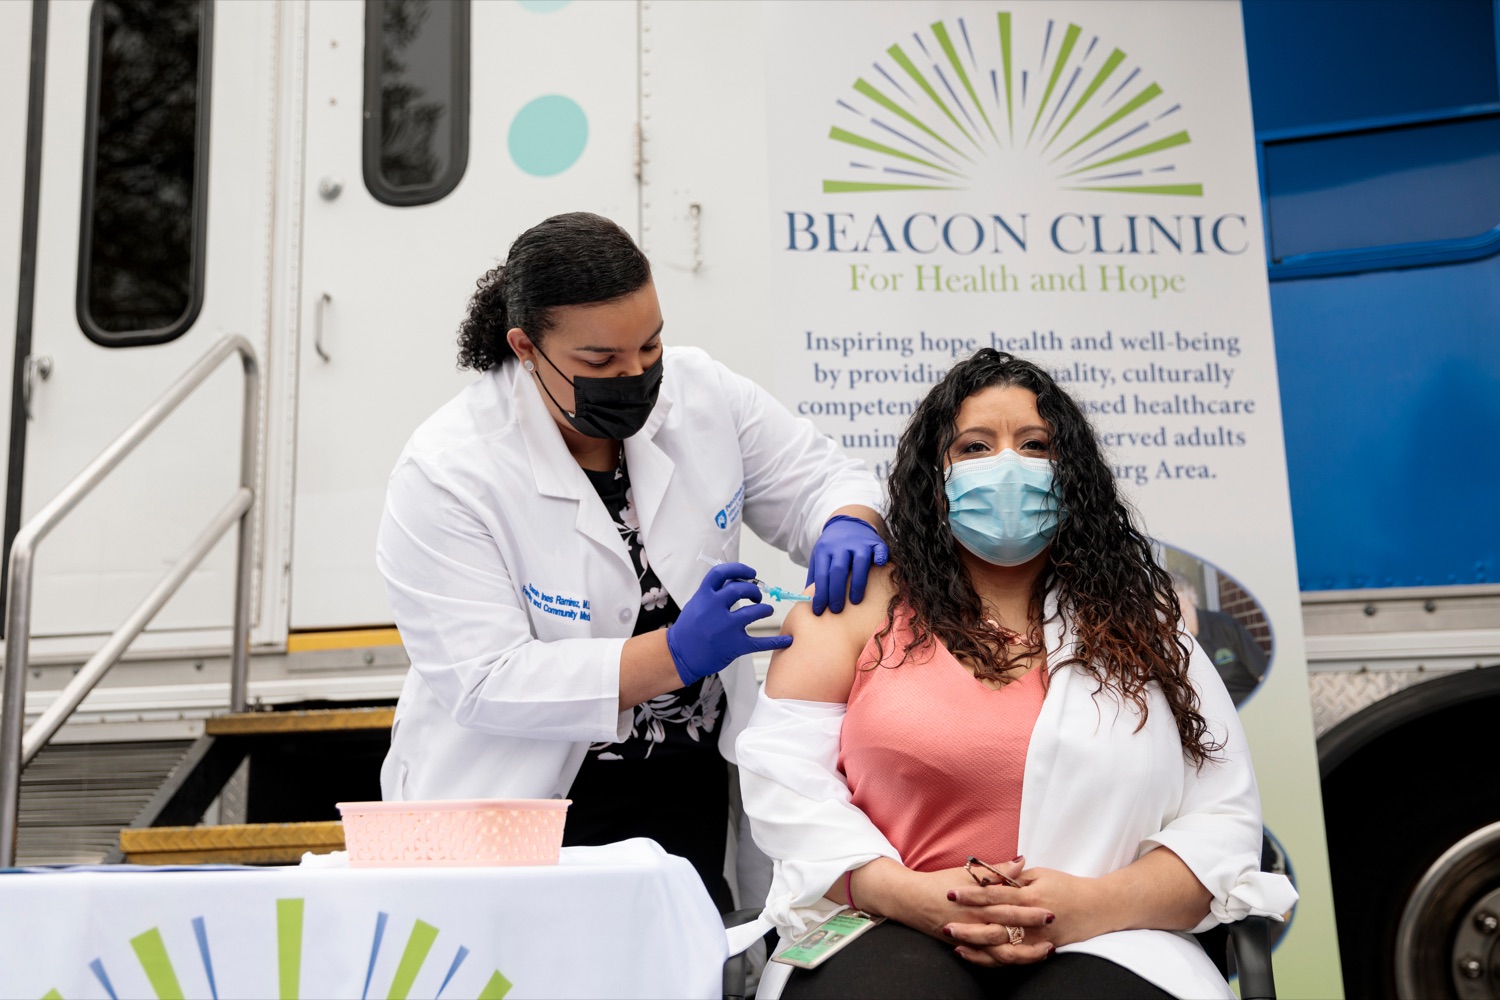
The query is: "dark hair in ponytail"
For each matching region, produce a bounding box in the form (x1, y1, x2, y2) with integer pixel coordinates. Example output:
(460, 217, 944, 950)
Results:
(457, 212, 653, 371)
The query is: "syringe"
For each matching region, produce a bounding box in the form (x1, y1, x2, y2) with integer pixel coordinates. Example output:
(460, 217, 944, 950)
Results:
(697, 555, 812, 603)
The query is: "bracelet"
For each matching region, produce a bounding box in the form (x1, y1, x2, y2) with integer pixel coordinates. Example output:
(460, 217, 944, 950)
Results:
(845, 869, 858, 913)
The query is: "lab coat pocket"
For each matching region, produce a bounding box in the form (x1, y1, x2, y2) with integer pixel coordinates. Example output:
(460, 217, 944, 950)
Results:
(707, 525, 741, 565)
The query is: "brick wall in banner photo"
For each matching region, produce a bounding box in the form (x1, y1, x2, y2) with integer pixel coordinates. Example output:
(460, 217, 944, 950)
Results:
(1219, 576, 1274, 658)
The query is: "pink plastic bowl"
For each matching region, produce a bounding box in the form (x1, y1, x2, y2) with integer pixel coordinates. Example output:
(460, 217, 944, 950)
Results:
(336, 799, 571, 867)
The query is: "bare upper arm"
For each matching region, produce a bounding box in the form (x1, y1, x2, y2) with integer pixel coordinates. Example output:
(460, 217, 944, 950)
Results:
(763, 565, 894, 703)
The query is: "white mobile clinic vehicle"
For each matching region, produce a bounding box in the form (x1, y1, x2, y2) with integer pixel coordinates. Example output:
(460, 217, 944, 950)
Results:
(2, 3, 1497, 997)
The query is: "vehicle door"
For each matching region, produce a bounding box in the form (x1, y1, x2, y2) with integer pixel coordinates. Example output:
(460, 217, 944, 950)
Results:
(292, 0, 639, 629)
(11, 0, 278, 649)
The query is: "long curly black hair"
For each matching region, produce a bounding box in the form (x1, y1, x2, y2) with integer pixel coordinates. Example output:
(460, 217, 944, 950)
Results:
(879, 349, 1221, 766)
(457, 212, 652, 371)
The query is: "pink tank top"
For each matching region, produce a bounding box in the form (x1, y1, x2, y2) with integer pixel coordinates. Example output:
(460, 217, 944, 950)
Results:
(838, 610, 1047, 872)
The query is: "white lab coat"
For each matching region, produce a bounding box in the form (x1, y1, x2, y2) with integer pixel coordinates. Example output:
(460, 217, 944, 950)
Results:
(376, 345, 884, 803)
(736, 595, 1298, 1000)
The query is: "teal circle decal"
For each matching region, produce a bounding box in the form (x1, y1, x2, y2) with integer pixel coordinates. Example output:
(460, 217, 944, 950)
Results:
(517, 0, 572, 11)
(508, 96, 588, 177)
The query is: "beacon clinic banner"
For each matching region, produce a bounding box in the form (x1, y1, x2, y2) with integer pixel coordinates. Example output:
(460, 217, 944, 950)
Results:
(762, 2, 1341, 996)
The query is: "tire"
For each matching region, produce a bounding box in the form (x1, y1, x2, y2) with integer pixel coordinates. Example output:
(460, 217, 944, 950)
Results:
(1320, 667, 1500, 999)
(1394, 822, 1500, 999)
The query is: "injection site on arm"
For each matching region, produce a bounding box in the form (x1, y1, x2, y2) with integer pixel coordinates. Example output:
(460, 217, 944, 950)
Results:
(698, 554, 812, 603)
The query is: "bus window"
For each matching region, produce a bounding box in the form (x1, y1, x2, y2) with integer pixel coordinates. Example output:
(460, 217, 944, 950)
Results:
(363, 0, 471, 207)
(77, 0, 213, 347)
(1264, 113, 1500, 261)
(1244, 0, 1500, 277)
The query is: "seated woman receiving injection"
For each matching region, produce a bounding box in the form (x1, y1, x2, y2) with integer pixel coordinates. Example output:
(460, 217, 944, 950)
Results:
(737, 350, 1295, 1000)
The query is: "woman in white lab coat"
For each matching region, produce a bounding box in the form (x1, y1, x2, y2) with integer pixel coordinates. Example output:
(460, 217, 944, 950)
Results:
(735, 350, 1295, 997)
(376, 212, 887, 908)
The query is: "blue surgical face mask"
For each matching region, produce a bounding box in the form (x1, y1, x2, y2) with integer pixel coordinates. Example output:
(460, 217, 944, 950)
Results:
(944, 450, 1063, 566)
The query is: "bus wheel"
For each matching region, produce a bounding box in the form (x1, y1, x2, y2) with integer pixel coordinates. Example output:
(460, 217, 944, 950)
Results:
(1395, 821, 1500, 1000)
(1319, 667, 1500, 999)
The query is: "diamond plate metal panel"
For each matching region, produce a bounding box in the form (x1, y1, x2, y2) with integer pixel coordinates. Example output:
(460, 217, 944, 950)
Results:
(1309, 670, 1447, 738)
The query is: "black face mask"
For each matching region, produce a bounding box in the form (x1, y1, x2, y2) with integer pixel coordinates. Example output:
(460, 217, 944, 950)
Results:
(531, 346, 664, 440)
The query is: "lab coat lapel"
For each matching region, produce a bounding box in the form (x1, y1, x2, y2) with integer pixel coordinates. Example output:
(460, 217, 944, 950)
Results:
(1018, 592, 1154, 876)
(1016, 591, 1073, 861)
(511, 364, 629, 564)
(623, 395, 689, 598)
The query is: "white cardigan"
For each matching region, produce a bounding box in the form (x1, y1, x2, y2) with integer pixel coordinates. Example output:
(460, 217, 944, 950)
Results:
(735, 601, 1297, 999)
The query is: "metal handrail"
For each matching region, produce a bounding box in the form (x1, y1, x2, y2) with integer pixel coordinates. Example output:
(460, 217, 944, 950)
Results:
(0, 335, 259, 865)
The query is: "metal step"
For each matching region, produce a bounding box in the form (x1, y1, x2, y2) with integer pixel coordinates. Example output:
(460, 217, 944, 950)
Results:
(16, 740, 194, 865)
(206, 705, 394, 735)
(15, 708, 391, 865)
(120, 820, 345, 865)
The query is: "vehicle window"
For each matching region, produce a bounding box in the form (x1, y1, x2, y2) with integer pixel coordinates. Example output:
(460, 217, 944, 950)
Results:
(1244, 0, 1500, 276)
(1243, 0, 1498, 135)
(1264, 113, 1500, 261)
(78, 0, 213, 347)
(363, 0, 471, 206)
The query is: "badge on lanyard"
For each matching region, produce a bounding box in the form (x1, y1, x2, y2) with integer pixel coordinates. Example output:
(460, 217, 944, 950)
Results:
(771, 908, 885, 970)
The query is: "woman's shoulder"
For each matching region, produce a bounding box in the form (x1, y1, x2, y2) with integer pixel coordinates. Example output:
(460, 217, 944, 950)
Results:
(663, 343, 714, 367)
(389, 367, 533, 517)
(659, 345, 724, 388)
(406, 366, 517, 451)
(762, 564, 897, 703)
(662, 346, 782, 409)
(660, 346, 741, 406)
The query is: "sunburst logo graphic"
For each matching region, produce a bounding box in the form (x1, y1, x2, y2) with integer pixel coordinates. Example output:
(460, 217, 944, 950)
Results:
(825, 11, 1202, 197)
(44, 900, 512, 1000)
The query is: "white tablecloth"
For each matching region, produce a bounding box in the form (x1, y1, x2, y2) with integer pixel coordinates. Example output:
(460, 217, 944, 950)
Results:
(0, 839, 726, 999)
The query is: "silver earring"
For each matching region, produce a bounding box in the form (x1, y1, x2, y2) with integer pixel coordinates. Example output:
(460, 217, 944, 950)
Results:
(523, 359, 535, 372)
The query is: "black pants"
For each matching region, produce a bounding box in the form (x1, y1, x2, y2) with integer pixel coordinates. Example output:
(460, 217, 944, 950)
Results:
(782, 921, 1177, 1000)
(562, 749, 734, 912)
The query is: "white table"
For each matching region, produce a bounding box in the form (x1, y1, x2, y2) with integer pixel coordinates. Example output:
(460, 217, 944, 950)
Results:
(0, 839, 727, 999)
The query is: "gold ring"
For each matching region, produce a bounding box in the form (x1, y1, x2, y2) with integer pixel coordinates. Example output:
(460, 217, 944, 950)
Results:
(1005, 924, 1025, 946)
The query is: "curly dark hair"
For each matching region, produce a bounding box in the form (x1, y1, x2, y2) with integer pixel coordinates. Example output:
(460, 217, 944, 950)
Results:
(457, 212, 652, 371)
(878, 348, 1222, 767)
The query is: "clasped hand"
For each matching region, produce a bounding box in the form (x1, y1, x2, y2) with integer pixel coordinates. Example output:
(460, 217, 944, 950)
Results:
(940, 861, 1109, 967)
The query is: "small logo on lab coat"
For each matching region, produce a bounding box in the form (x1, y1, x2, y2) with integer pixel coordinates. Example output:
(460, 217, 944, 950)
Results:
(716, 484, 745, 530)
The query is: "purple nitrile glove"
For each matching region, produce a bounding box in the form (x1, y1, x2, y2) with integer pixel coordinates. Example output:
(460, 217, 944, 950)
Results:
(805, 515, 890, 616)
(666, 562, 794, 685)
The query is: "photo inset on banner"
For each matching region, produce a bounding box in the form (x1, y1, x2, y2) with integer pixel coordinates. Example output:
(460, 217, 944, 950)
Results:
(1156, 544, 1273, 709)
(1261, 827, 1297, 952)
